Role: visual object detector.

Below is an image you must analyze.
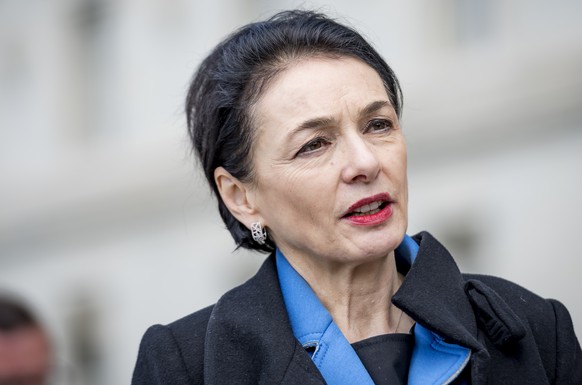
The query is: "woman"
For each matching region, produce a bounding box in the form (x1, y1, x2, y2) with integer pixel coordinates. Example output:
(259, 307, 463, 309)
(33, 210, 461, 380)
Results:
(132, 10, 581, 385)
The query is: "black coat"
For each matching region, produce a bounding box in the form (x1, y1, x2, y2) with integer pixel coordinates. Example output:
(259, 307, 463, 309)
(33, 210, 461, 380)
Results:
(132, 232, 582, 384)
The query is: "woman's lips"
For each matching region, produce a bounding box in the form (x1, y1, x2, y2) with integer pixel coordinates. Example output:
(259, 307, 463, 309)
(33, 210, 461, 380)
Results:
(342, 193, 393, 226)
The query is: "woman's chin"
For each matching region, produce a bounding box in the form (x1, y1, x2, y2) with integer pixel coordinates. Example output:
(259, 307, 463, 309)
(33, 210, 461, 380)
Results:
(341, 239, 402, 264)
(350, 227, 405, 256)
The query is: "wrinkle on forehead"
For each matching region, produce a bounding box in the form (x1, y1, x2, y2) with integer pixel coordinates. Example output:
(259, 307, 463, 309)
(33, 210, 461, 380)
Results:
(252, 56, 390, 138)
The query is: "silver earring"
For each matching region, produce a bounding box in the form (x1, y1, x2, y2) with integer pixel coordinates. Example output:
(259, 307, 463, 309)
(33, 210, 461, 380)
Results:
(251, 222, 267, 245)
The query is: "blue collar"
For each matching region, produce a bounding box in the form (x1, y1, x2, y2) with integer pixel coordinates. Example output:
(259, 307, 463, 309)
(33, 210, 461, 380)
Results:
(276, 248, 374, 385)
(276, 234, 470, 385)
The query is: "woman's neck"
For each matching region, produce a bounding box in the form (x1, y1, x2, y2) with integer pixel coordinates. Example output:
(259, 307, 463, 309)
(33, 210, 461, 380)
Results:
(283, 250, 413, 343)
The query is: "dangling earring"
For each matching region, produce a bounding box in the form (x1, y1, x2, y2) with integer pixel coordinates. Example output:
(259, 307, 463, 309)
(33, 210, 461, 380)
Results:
(251, 222, 267, 245)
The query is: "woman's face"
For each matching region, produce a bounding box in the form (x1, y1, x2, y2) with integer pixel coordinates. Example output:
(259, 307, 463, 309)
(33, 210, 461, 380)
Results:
(249, 56, 408, 266)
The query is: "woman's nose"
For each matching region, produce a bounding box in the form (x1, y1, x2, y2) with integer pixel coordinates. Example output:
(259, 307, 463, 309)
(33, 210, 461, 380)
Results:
(340, 134, 381, 183)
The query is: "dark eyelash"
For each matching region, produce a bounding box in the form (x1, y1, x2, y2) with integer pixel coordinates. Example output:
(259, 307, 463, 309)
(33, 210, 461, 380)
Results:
(365, 119, 393, 133)
(296, 137, 329, 156)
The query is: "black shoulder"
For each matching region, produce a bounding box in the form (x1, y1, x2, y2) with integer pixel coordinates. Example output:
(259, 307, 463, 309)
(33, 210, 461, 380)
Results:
(463, 274, 582, 383)
(132, 305, 214, 385)
(463, 273, 554, 324)
(166, 304, 215, 354)
(463, 273, 558, 348)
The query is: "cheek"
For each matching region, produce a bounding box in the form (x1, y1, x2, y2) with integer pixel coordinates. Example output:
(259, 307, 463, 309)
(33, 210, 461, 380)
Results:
(399, 155, 408, 193)
(391, 142, 408, 183)
(256, 166, 307, 212)
(285, 169, 331, 216)
(262, 165, 335, 223)
(382, 150, 407, 183)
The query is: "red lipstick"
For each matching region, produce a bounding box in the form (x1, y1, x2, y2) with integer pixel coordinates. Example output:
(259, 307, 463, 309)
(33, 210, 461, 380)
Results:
(342, 193, 393, 226)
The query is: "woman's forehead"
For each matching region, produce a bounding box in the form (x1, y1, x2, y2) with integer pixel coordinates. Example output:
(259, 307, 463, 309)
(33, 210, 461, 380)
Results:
(252, 56, 391, 130)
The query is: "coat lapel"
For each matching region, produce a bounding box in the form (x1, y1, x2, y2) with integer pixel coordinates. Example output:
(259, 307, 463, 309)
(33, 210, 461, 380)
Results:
(392, 232, 490, 384)
(203, 256, 326, 385)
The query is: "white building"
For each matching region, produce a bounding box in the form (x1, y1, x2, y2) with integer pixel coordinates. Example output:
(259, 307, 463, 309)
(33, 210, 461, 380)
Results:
(1, 1, 581, 383)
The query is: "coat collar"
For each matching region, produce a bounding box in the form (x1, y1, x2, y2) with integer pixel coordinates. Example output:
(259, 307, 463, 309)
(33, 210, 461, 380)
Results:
(203, 254, 325, 385)
(393, 232, 491, 384)
(276, 234, 473, 385)
(392, 232, 482, 351)
(202, 232, 522, 385)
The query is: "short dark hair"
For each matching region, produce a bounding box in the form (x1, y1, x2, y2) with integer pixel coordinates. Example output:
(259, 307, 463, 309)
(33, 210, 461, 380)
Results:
(186, 9, 403, 252)
(0, 295, 39, 331)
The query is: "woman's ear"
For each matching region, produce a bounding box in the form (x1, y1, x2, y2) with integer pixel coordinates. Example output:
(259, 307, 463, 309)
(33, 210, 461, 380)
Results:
(214, 166, 258, 228)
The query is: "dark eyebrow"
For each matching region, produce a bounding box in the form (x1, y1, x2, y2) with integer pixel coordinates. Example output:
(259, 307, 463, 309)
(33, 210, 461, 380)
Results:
(298, 116, 335, 130)
(287, 117, 335, 140)
(360, 100, 390, 117)
(286, 100, 391, 140)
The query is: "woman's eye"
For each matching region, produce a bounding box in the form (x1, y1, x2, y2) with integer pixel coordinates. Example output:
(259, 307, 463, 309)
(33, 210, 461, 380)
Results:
(297, 137, 329, 156)
(366, 119, 393, 133)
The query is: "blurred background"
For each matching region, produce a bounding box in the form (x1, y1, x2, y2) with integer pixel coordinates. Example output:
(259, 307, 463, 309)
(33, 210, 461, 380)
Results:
(1, 0, 581, 383)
